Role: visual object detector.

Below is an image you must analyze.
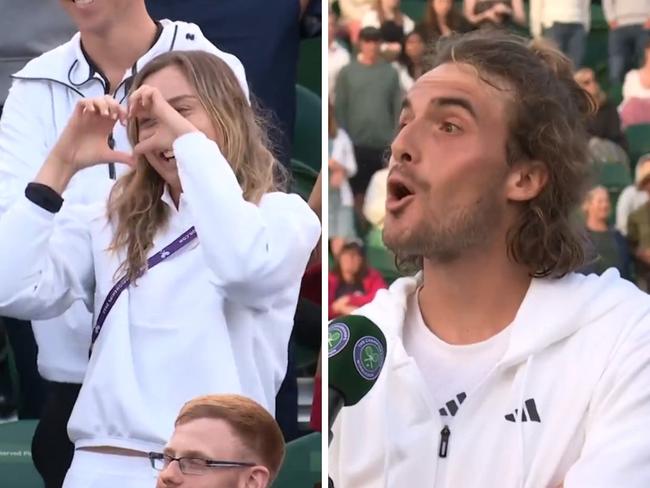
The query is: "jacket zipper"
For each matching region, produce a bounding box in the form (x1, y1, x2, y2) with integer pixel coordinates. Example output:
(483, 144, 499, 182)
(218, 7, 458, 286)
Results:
(438, 425, 450, 458)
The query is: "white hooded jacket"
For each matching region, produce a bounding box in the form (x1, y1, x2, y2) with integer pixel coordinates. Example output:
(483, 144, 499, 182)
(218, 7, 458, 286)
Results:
(330, 269, 650, 487)
(0, 19, 248, 383)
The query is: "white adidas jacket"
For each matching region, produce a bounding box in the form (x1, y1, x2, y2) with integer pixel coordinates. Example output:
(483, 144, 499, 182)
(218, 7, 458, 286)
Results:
(330, 269, 650, 487)
(0, 19, 248, 383)
(0, 132, 320, 452)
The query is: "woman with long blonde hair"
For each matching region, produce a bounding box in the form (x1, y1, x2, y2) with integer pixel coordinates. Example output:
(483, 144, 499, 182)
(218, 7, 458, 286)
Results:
(0, 50, 320, 487)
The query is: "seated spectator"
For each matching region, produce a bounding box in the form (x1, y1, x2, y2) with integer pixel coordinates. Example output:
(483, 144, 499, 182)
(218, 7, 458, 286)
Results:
(329, 9, 352, 101)
(530, 0, 591, 68)
(580, 186, 632, 280)
(328, 241, 387, 319)
(574, 68, 628, 153)
(621, 38, 650, 102)
(626, 161, 650, 290)
(329, 105, 358, 258)
(395, 28, 428, 91)
(419, 0, 473, 42)
(465, 0, 526, 29)
(152, 394, 285, 488)
(615, 154, 650, 235)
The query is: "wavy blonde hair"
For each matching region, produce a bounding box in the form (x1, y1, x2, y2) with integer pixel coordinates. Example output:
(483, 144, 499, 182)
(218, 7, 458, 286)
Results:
(107, 50, 285, 282)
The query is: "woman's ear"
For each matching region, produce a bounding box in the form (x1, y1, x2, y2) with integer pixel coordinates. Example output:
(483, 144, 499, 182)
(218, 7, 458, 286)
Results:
(505, 160, 549, 202)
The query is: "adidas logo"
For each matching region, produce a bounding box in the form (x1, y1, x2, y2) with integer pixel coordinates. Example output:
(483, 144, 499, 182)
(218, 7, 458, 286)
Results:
(505, 398, 541, 423)
(439, 392, 467, 417)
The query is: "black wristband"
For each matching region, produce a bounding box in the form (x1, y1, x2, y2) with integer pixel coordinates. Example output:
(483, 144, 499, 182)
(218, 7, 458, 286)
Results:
(25, 182, 64, 213)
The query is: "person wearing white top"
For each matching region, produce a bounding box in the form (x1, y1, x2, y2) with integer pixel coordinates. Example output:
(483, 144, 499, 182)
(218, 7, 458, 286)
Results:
(328, 11, 351, 102)
(622, 40, 650, 101)
(0, 1, 250, 485)
(530, 0, 591, 67)
(603, 0, 650, 84)
(0, 50, 320, 488)
(615, 155, 650, 235)
(330, 31, 650, 487)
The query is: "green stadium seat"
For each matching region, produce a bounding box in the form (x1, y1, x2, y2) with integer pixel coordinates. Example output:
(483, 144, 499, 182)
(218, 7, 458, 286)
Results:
(273, 432, 321, 488)
(401, 1, 426, 22)
(0, 420, 42, 488)
(293, 85, 322, 173)
(625, 125, 650, 171)
(297, 38, 322, 95)
(290, 158, 319, 201)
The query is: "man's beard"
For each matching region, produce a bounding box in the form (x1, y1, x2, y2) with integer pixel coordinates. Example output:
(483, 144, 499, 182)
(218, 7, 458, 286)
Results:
(383, 192, 503, 266)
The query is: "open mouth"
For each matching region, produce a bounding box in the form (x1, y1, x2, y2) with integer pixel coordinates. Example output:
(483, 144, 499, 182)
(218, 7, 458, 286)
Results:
(160, 150, 176, 164)
(72, 0, 95, 5)
(386, 175, 415, 212)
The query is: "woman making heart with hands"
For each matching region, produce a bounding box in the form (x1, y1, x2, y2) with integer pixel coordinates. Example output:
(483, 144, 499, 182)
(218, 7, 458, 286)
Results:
(0, 50, 320, 488)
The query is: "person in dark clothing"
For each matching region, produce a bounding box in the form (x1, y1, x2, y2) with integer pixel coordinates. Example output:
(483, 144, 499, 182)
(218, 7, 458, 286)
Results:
(581, 186, 633, 281)
(575, 67, 628, 150)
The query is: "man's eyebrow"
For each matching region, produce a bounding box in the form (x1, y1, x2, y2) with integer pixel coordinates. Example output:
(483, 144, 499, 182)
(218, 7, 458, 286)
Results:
(430, 96, 477, 119)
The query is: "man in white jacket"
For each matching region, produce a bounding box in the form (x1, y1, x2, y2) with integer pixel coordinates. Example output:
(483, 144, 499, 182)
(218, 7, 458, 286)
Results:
(0, 1, 247, 486)
(330, 30, 650, 487)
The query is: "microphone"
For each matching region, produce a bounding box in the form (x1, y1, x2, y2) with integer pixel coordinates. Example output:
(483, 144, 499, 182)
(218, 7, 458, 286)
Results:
(328, 315, 387, 440)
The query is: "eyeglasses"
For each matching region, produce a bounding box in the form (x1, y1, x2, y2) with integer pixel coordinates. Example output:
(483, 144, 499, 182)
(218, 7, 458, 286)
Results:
(148, 452, 256, 475)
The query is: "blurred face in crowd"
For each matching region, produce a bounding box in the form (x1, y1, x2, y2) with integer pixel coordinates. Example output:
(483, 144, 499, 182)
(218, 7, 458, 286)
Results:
(583, 187, 611, 225)
(329, 13, 337, 47)
(574, 69, 600, 100)
(405, 32, 426, 62)
(359, 38, 382, 61)
(156, 418, 269, 488)
(339, 247, 364, 281)
(384, 62, 518, 262)
(382, 0, 401, 11)
(60, 0, 141, 32)
(433, 0, 453, 18)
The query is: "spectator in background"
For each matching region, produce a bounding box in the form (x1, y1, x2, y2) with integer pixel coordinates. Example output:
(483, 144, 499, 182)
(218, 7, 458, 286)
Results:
(419, 0, 473, 42)
(329, 10, 351, 101)
(329, 104, 358, 258)
(146, 0, 320, 167)
(581, 186, 632, 280)
(328, 241, 387, 319)
(362, 0, 415, 34)
(531, 0, 591, 68)
(152, 394, 285, 488)
(335, 26, 402, 224)
(627, 160, 650, 290)
(395, 28, 428, 91)
(338, 0, 379, 44)
(603, 0, 650, 85)
(616, 154, 650, 235)
(464, 0, 526, 29)
(574, 67, 628, 153)
(619, 38, 650, 127)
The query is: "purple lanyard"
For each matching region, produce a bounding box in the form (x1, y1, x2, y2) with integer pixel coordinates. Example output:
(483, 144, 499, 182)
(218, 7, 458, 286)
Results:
(89, 226, 198, 357)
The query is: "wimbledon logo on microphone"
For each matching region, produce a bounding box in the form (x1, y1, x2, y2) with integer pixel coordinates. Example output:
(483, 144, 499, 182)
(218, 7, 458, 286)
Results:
(328, 322, 350, 358)
(353, 336, 385, 381)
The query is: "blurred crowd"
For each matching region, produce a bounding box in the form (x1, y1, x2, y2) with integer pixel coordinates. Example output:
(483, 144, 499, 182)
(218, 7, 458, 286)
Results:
(328, 0, 650, 317)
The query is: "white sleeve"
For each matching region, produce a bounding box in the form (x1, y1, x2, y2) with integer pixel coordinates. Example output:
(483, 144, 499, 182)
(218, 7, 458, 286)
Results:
(0, 197, 95, 320)
(563, 314, 650, 486)
(614, 187, 633, 235)
(529, 0, 543, 38)
(0, 80, 55, 216)
(332, 130, 357, 177)
(363, 170, 388, 228)
(173, 132, 321, 310)
(601, 0, 614, 24)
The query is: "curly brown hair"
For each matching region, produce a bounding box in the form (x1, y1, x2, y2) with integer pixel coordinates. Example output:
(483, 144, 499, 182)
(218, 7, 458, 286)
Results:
(397, 31, 593, 278)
